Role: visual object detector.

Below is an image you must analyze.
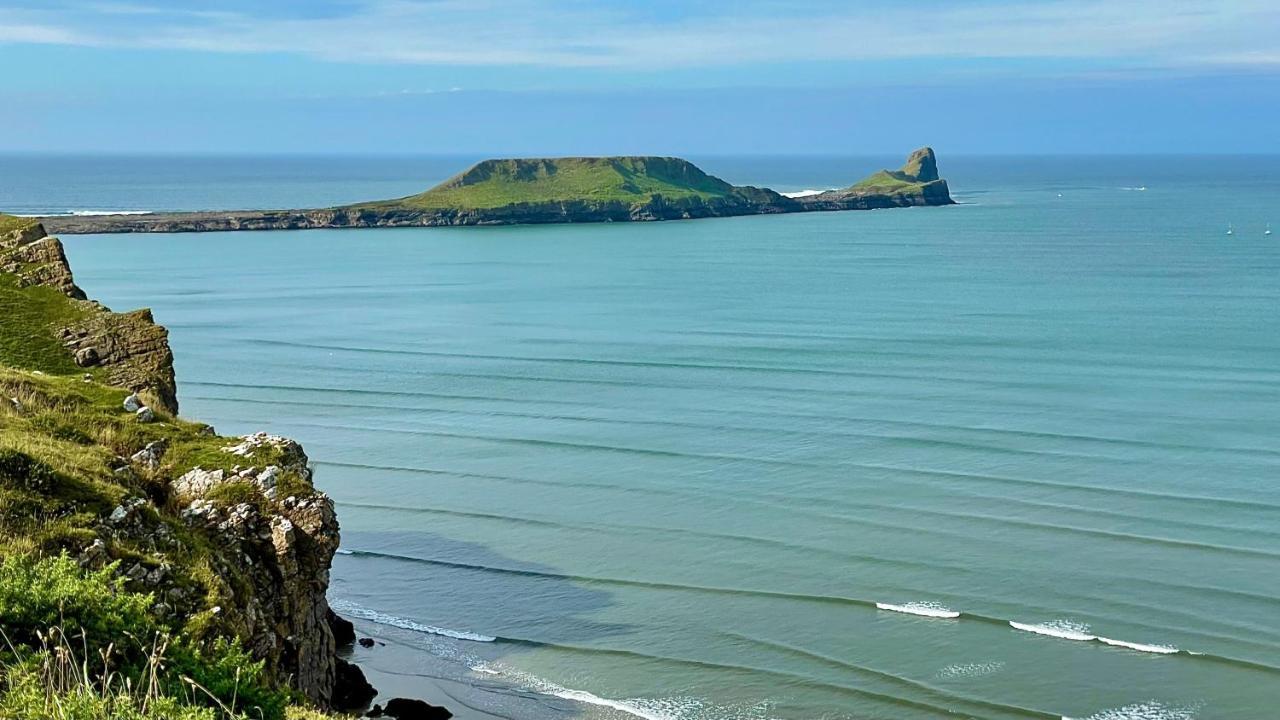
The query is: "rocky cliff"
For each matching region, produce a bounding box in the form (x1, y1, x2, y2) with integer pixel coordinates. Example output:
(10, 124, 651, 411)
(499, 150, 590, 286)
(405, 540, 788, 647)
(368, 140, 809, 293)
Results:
(1, 219, 178, 413)
(40, 148, 953, 234)
(794, 147, 953, 210)
(0, 214, 362, 712)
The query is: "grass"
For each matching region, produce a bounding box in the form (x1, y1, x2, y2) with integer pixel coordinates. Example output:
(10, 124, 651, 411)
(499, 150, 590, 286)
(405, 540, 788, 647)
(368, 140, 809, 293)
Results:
(0, 214, 339, 719)
(0, 274, 92, 376)
(0, 556, 315, 720)
(0, 372, 335, 719)
(0, 214, 39, 236)
(364, 156, 739, 210)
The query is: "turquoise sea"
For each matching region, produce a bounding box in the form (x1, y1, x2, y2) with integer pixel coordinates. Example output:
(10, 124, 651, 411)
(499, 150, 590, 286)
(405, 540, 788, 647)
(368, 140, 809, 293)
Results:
(6, 154, 1279, 720)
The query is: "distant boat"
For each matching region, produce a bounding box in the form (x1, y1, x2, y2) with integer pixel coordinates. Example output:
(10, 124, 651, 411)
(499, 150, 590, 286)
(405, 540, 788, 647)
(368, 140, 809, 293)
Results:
(1227, 224, 1234, 236)
(1267, 224, 1273, 236)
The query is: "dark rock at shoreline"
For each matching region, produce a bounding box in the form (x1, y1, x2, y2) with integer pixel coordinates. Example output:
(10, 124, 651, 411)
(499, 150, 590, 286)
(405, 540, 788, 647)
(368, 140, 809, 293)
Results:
(332, 657, 378, 712)
(379, 697, 454, 720)
(358, 637, 376, 648)
(327, 608, 357, 647)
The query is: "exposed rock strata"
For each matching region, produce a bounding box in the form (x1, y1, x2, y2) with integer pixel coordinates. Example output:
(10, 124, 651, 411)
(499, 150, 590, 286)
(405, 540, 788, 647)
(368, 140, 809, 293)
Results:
(1, 221, 178, 413)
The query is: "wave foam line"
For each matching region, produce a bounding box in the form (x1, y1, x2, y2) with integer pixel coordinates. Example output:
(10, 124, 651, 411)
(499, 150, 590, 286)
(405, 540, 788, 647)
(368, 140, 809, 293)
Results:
(780, 189, 834, 198)
(876, 602, 960, 619)
(1010, 620, 1097, 642)
(1011, 621, 1178, 654)
(473, 663, 699, 720)
(329, 599, 495, 643)
(17, 209, 154, 217)
(1096, 638, 1179, 654)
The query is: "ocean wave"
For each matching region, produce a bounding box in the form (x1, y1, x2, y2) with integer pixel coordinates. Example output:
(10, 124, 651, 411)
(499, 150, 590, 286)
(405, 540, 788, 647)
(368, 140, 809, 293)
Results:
(1011, 620, 1178, 654)
(1010, 619, 1096, 641)
(328, 598, 496, 642)
(473, 662, 770, 720)
(780, 189, 833, 198)
(1096, 638, 1178, 654)
(14, 210, 154, 217)
(1064, 701, 1199, 720)
(875, 601, 960, 619)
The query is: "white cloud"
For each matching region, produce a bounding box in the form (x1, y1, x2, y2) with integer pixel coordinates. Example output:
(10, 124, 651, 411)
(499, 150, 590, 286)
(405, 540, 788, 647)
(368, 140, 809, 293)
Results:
(0, 0, 1277, 71)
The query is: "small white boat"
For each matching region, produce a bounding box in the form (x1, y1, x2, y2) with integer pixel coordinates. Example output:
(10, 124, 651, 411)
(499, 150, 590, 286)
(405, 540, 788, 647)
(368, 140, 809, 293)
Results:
(1227, 224, 1234, 236)
(1267, 224, 1273, 237)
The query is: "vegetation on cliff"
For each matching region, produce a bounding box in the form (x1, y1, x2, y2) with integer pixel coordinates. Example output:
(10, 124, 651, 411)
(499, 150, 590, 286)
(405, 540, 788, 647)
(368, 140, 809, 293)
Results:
(362, 156, 747, 210)
(0, 215, 345, 719)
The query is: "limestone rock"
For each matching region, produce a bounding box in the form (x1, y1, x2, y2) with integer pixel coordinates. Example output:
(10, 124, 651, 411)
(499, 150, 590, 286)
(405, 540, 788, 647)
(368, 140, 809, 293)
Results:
(123, 393, 142, 412)
(174, 467, 227, 499)
(130, 440, 166, 468)
(1, 222, 178, 413)
(135, 406, 155, 423)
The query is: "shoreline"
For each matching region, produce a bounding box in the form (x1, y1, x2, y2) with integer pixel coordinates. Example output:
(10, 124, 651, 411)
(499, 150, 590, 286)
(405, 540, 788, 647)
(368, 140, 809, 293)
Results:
(37, 192, 953, 235)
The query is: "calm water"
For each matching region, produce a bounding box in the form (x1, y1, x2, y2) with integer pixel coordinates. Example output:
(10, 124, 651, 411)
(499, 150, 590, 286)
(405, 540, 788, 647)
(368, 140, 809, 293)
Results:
(11, 155, 1280, 720)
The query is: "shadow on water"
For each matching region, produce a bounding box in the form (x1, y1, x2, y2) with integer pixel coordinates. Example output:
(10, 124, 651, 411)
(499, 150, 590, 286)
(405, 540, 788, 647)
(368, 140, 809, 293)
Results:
(330, 529, 633, 719)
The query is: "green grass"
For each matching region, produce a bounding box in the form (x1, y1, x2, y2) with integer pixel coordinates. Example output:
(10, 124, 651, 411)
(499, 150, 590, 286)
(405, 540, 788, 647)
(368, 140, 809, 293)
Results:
(849, 169, 925, 194)
(363, 156, 739, 210)
(0, 370, 335, 719)
(0, 273, 92, 376)
(0, 214, 39, 236)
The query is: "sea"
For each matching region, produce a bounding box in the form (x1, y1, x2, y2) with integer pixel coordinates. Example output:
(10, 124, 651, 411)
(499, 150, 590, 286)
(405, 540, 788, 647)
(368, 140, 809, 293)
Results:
(2, 153, 1278, 720)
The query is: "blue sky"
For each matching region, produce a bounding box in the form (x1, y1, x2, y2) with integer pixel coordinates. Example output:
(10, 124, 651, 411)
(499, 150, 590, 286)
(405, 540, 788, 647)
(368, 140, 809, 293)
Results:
(2, 0, 1278, 154)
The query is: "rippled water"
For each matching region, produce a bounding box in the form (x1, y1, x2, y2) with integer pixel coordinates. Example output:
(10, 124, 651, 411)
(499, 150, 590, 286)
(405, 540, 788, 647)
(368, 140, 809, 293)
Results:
(39, 155, 1280, 720)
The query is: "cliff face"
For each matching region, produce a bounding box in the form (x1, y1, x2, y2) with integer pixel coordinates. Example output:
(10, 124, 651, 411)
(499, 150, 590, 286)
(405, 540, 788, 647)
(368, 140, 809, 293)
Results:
(0, 215, 349, 709)
(1, 220, 179, 414)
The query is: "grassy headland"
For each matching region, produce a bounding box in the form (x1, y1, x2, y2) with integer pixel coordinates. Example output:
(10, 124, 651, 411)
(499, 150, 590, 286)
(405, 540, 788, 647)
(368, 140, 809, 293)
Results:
(37, 148, 954, 234)
(0, 214, 345, 719)
(367, 156, 741, 210)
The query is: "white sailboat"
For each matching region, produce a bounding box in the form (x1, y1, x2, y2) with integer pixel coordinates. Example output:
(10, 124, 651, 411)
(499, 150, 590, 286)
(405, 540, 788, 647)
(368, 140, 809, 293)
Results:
(1227, 223, 1234, 236)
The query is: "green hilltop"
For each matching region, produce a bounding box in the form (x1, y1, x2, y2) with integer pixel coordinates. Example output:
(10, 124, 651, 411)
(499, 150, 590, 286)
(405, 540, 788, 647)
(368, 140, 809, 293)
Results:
(363, 156, 744, 210)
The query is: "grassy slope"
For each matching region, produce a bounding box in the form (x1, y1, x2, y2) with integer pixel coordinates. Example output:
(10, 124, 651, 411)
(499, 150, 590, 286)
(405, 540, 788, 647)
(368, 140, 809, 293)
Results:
(0, 273, 92, 375)
(363, 156, 739, 210)
(0, 239, 336, 718)
(849, 169, 925, 194)
(0, 214, 38, 236)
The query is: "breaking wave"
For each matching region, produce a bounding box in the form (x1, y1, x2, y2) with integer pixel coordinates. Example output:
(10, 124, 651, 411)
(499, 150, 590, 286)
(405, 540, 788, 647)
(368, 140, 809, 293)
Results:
(14, 209, 154, 217)
(1011, 620, 1178, 654)
(328, 598, 496, 642)
(472, 662, 772, 720)
(875, 601, 960, 619)
(780, 189, 834, 198)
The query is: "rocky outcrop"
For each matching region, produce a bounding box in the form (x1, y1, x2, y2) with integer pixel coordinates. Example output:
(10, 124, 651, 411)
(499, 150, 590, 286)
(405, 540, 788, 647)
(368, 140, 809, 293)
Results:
(40, 148, 953, 234)
(101, 431, 344, 707)
(900, 147, 940, 182)
(795, 146, 954, 211)
(1, 220, 179, 414)
(1, 220, 87, 298)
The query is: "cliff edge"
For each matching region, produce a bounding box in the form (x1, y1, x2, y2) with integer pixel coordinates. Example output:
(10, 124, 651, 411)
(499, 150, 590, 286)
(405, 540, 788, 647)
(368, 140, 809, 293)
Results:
(0, 213, 363, 717)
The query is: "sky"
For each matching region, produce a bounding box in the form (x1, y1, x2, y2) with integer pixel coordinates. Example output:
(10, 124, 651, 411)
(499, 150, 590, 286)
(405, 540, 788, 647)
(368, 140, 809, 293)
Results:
(2, 0, 1278, 154)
